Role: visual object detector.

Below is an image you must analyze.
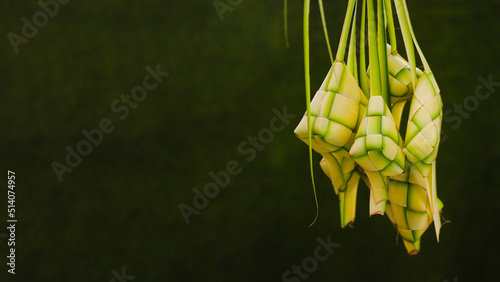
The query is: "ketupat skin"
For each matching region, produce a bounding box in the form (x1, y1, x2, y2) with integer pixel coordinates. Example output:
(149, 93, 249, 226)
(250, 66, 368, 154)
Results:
(295, 0, 365, 229)
(294, 61, 367, 227)
(295, 62, 368, 158)
(349, 96, 405, 176)
(403, 72, 443, 177)
(294, 61, 368, 192)
(385, 163, 444, 254)
(293, 0, 445, 254)
(349, 95, 406, 216)
(386, 162, 434, 255)
(398, 0, 444, 241)
(367, 44, 424, 105)
(386, 44, 424, 104)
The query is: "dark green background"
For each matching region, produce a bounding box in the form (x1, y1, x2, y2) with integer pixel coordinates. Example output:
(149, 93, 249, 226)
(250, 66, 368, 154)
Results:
(1, 0, 499, 281)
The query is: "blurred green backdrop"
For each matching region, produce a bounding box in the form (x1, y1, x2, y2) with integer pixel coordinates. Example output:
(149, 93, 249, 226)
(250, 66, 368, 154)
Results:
(1, 0, 499, 281)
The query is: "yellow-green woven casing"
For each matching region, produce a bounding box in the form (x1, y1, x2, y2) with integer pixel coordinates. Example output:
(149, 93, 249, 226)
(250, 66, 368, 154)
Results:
(385, 162, 437, 255)
(295, 61, 368, 161)
(294, 61, 367, 227)
(403, 73, 443, 177)
(386, 45, 423, 104)
(349, 96, 405, 177)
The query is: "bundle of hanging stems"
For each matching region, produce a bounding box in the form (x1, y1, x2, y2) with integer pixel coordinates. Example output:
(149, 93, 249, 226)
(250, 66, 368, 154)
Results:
(288, 0, 447, 255)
